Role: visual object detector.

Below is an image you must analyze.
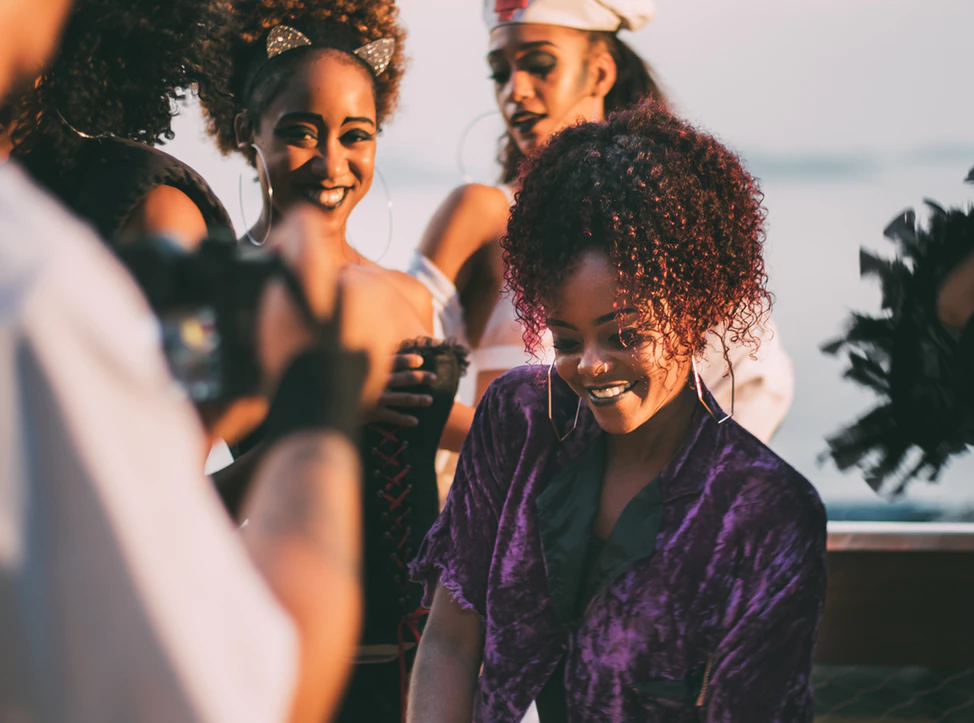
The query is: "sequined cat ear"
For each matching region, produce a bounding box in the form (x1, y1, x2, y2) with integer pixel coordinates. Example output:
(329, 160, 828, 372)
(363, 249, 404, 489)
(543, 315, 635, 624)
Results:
(266, 25, 312, 59)
(354, 38, 395, 76)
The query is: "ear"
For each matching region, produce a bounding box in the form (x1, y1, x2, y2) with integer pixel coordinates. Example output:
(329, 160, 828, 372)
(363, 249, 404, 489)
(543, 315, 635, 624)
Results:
(589, 48, 617, 101)
(234, 111, 255, 150)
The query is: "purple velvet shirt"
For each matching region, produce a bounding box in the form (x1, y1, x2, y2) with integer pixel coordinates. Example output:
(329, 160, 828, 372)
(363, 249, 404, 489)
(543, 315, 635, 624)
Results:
(411, 366, 827, 722)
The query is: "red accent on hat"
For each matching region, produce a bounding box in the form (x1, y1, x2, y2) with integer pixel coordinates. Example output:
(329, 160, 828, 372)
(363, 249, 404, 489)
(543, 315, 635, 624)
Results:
(495, 0, 530, 22)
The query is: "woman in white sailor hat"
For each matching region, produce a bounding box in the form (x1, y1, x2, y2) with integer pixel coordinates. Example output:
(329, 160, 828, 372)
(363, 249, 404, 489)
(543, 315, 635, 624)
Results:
(409, 0, 795, 446)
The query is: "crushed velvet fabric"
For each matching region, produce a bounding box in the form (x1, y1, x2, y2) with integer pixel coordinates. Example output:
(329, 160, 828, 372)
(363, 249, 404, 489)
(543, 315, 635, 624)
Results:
(410, 366, 827, 723)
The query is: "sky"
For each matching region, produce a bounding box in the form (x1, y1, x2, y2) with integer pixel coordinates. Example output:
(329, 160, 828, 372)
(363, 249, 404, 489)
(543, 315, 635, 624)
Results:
(164, 0, 974, 517)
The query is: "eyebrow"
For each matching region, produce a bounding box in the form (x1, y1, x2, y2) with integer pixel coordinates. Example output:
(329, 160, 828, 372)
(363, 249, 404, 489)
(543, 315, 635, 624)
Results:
(276, 112, 375, 128)
(487, 40, 558, 61)
(546, 307, 639, 330)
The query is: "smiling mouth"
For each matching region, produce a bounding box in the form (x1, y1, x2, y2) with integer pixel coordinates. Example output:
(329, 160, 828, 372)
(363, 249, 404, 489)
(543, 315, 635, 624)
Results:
(301, 186, 350, 210)
(510, 111, 544, 134)
(586, 379, 639, 406)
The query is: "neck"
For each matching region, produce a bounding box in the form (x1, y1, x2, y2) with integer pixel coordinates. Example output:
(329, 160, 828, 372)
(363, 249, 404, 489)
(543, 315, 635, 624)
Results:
(249, 206, 367, 267)
(607, 383, 698, 464)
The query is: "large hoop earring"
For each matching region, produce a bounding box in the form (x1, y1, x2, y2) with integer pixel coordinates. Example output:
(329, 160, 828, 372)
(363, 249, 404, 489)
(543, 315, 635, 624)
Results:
(238, 143, 274, 247)
(691, 357, 734, 424)
(347, 165, 393, 264)
(55, 109, 112, 140)
(548, 361, 581, 442)
(456, 110, 504, 183)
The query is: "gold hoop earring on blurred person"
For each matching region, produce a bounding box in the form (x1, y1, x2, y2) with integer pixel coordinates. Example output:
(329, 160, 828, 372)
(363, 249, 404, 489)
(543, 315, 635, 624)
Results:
(548, 361, 581, 442)
(238, 143, 274, 247)
(691, 357, 734, 424)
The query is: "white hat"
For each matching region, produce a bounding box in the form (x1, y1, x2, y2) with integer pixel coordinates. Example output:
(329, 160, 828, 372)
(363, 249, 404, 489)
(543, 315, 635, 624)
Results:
(485, 0, 656, 33)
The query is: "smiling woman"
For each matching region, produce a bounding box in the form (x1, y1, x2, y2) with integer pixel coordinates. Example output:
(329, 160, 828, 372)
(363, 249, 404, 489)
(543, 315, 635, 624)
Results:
(408, 101, 827, 723)
(196, 3, 472, 721)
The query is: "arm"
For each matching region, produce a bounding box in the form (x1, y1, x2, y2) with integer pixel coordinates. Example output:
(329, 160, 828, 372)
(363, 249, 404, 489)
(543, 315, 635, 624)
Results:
(408, 376, 522, 718)
(241, 431, 363, 723)
(704, 487, 827, 723)
(439, 402, 475, 452)
(417, 184, 510, 291)
(408, 585, 484, 723)
(938, 249, 974, 331)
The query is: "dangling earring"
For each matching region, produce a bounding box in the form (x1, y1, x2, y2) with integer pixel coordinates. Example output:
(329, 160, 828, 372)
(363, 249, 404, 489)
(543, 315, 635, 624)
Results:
(456, 110, 504, 183)
(238, 143, 274, 247)
(691, 357, 734, 424)
(548, 361, 581, 442)
(347, 165, 393, 264)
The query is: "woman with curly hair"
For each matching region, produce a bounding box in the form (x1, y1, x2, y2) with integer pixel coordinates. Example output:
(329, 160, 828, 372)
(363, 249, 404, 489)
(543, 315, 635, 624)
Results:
(410, 0, 794, 443)
(409, 102, 827, 722)
(1, 0, 233, 247)
(197, 2, 471, 720)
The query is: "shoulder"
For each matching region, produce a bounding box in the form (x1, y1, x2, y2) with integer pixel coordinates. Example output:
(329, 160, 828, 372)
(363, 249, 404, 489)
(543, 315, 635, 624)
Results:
(480, 364, 572, 435)
(717, 424, 826, 543)
(438, 183, 511, 217)
(123, 185, 208, 250)
(386, 269, 435, 335)
(76, 138, 231, 243)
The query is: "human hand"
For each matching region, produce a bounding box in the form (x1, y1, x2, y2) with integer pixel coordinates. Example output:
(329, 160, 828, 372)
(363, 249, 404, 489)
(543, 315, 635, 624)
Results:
(368, 353, 437, 427)
(256, 208, 338, 390)
(938, 249, 974, 331)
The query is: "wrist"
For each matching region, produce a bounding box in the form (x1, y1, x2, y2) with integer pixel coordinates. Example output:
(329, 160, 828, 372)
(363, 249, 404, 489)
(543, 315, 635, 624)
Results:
(264, 346, 369, 446)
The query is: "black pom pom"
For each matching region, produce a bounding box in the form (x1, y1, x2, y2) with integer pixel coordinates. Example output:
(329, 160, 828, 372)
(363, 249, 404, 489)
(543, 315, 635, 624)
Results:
(823, 203, 974, 494)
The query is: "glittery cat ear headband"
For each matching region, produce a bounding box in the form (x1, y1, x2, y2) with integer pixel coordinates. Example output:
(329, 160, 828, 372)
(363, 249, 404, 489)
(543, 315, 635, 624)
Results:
(265, 25, 395, 75)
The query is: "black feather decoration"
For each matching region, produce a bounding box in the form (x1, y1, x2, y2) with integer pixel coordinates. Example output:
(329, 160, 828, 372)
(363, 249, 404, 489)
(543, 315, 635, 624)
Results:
(821, 201, 974, 495)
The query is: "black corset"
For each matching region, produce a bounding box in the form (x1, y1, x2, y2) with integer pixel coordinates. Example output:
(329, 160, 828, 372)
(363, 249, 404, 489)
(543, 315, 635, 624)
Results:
(359, 338, 467, 646)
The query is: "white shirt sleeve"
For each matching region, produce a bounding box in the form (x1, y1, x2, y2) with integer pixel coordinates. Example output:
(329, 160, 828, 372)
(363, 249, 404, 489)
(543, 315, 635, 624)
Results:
(0, 165, 296, 723)
(697, 318, 795, 444)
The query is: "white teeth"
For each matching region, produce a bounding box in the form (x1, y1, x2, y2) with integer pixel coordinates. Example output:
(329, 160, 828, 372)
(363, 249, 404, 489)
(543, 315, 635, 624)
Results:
(318, 188, 346, 206)
(305, 187, 348, 208)
(588, 381, 635, 400)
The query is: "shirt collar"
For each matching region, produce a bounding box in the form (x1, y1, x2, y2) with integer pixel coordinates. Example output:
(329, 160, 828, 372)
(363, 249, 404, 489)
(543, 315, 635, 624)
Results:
(555, 383, 724, 504)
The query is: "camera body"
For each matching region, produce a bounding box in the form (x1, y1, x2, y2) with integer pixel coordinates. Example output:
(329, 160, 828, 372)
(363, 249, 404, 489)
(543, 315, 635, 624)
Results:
(116, 235, 282, 403)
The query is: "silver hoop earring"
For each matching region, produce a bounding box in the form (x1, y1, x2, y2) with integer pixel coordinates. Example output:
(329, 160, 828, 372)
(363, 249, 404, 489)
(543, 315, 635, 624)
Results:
(238, 144, 274, 247)
(456, 110, 504, 183)
(347, 165, 393, 264)
(691, 357, 734, 424)
(548, 361, 581, 442)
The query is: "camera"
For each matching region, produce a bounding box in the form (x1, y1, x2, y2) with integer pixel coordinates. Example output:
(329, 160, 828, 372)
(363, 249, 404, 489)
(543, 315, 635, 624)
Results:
(116, 234, 284, 403)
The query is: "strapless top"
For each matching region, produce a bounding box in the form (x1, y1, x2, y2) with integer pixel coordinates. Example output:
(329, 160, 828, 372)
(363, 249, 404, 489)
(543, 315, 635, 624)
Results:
(358, 338, 467, 647)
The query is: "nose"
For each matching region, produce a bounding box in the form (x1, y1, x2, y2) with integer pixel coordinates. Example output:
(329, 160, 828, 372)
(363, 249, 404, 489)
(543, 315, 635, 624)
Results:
(505, 69, 534, 106)
(577, 346, 612, 380)
(311, 136, 348, 180)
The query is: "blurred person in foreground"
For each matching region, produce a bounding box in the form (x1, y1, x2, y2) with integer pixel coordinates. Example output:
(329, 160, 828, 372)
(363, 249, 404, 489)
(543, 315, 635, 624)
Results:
(0, 1, 406, 720)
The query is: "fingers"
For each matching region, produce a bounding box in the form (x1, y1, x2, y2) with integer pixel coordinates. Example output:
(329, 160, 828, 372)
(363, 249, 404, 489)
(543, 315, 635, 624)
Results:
(378, 391, 434, 409)
(387, 369, 437, 388)
(269, 207, 338, 319)
(368, 408, 421, 427)
(393, 354, 425, 371)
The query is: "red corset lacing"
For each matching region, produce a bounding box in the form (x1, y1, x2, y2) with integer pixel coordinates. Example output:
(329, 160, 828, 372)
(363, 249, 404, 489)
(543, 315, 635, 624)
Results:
(370, 423, 430, 722)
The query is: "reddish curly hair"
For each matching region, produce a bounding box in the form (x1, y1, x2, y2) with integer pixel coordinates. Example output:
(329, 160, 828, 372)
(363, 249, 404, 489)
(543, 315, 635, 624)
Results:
(503, 99, 770, 363)
(198, 0, 406, 159)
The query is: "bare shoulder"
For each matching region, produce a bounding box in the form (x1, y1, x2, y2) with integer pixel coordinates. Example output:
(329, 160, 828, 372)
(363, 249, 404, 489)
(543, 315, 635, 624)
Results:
(340, 265, 432, 337)
(386, 269, 435, 334)
(121, 185, 207, 250)
(417, 183, 512, 281)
